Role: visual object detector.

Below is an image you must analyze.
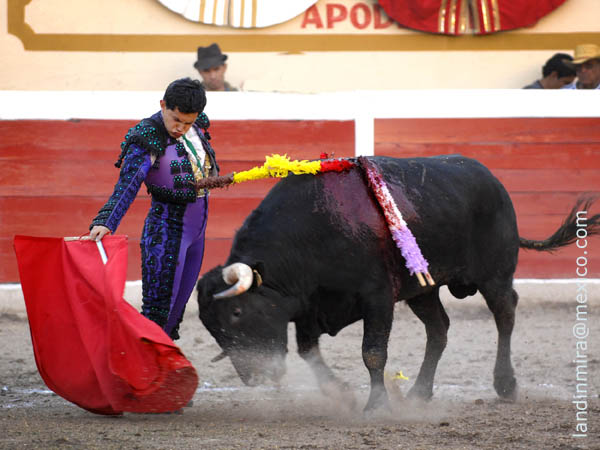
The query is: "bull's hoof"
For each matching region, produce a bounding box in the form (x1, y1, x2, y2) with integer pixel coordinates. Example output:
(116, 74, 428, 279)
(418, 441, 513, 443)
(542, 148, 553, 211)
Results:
(363, 398, 392, 418)
(494, 376, 517, 401)
(407, 384, 433, 401)
(363, 389, 391, 415)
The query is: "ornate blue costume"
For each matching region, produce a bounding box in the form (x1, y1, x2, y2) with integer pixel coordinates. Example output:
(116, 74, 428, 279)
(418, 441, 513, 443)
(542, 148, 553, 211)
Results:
(91, 111, 219, 339)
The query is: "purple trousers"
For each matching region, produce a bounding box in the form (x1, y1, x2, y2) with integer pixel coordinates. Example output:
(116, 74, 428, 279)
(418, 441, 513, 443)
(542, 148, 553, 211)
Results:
(140, 195, 209, 338)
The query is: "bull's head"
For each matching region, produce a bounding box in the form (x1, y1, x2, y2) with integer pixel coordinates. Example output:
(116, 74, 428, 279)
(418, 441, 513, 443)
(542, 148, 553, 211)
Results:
(197, 262, 292, 386)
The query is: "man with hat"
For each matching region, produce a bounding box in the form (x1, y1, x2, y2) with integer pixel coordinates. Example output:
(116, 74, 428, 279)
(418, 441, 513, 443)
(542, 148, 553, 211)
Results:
(194, 43, 238, 92)
(562, 43, 600, 90)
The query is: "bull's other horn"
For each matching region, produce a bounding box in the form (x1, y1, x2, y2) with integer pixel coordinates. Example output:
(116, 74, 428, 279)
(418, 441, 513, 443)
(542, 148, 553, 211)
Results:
(213, 263, 254, 299)
(210, 351, 228, 363)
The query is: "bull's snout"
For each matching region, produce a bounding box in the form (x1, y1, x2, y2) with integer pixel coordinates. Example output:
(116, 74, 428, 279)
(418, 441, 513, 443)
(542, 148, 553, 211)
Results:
(229, 352, 286, 386)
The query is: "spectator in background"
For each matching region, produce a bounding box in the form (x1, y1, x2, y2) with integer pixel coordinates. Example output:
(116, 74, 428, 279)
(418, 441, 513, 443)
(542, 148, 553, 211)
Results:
(562, 44, 600, 90)
(194, 43, 238, 92)
(523, 53, 576, 89)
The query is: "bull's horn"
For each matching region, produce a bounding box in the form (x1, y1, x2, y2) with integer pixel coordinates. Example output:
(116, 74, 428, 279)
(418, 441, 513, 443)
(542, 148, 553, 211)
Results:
(210, 351, 228, 363)
(213, 263, 253, 299)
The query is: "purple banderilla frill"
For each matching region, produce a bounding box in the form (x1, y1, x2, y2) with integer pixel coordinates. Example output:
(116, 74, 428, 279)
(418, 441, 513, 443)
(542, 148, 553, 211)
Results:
(391, 228, 430, 277)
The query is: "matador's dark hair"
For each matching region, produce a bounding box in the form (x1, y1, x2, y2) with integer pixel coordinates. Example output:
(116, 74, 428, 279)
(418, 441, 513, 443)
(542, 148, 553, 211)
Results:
(163, 77, 207, 114)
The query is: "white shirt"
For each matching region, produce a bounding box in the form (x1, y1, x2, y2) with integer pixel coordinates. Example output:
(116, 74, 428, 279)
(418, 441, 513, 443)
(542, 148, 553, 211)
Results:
(179, 126, 206, 167)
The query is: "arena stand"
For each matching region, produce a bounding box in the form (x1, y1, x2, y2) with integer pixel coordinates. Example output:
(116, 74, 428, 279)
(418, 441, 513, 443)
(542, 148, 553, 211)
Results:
(1, 90, 599, 283)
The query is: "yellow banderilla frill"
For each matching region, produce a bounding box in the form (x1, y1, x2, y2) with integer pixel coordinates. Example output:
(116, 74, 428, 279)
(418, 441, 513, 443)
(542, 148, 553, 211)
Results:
(232, 154, 322, 184)
(384, 370, 410, 382)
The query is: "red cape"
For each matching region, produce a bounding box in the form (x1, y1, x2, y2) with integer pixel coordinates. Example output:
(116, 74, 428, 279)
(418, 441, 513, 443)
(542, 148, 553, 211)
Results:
(13, 235, 198, 415)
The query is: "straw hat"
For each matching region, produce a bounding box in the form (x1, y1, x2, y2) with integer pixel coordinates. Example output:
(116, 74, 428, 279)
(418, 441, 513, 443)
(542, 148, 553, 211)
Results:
(572, 44, 600, 64)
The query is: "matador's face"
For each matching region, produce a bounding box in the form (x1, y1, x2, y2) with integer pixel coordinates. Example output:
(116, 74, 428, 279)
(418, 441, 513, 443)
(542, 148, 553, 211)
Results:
(160, 100, 198, 139)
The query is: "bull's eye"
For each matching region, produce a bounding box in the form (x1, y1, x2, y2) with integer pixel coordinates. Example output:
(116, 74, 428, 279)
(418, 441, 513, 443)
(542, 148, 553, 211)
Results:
(232, 307, 242, 318)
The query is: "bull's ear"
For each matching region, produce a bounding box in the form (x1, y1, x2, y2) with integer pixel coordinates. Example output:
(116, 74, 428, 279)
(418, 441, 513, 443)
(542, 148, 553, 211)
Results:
(251, 261, 266, 288)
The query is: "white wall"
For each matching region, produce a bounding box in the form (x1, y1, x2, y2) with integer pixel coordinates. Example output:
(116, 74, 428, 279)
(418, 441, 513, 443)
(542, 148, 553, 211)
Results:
(1, 0, 599, 92)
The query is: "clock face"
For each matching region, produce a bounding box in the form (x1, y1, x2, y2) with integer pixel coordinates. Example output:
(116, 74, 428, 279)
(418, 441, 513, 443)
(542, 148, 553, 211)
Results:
(156, 0, 318, 28)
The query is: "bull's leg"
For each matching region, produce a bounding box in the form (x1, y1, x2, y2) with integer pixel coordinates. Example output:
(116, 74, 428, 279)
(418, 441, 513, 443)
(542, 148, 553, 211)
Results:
(479, 280, 519, 399)
(406, 288, 449, 400)
(295, 327, 357, 409)
(361, 298, 394, 412)
(296, 330, 338, 383)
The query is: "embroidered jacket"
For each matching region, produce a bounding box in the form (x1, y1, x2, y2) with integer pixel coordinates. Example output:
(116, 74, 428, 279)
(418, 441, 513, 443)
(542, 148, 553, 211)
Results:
(90, 111, 219, 232)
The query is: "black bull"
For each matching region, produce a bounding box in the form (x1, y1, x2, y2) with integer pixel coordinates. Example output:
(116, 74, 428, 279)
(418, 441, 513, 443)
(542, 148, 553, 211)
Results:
(197, 155, 599, 411)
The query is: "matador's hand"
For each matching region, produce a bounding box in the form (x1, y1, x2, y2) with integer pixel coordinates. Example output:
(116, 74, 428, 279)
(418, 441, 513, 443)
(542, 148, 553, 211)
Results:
(191, 173, 235, 192)
(89, 225, 111, 241)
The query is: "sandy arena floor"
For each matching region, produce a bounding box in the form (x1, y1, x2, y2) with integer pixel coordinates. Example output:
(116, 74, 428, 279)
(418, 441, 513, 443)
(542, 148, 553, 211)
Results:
(0, 282, 598, 449)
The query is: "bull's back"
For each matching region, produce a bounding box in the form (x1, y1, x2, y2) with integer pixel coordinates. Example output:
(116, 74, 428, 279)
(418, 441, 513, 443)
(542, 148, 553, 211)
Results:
(233, 155, 519, 290)
(374, 155, 520, 283)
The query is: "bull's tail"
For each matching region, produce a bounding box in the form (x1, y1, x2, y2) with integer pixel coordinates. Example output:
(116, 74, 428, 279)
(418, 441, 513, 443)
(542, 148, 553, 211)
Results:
(519, 197, 600, 252)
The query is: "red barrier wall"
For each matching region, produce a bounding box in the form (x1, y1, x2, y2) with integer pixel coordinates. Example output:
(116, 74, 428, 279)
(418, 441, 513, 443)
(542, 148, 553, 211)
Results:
(0, 119, 355, 282)
(2, 117, 599, 282)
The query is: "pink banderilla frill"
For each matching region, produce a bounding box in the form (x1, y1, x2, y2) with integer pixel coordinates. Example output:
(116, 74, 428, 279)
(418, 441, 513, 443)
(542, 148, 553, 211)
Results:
(359, 157, 435, 287)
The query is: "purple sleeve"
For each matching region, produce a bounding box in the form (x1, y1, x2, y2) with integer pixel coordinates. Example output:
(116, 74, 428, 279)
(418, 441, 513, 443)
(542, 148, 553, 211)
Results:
(90, 145, 152, 232)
